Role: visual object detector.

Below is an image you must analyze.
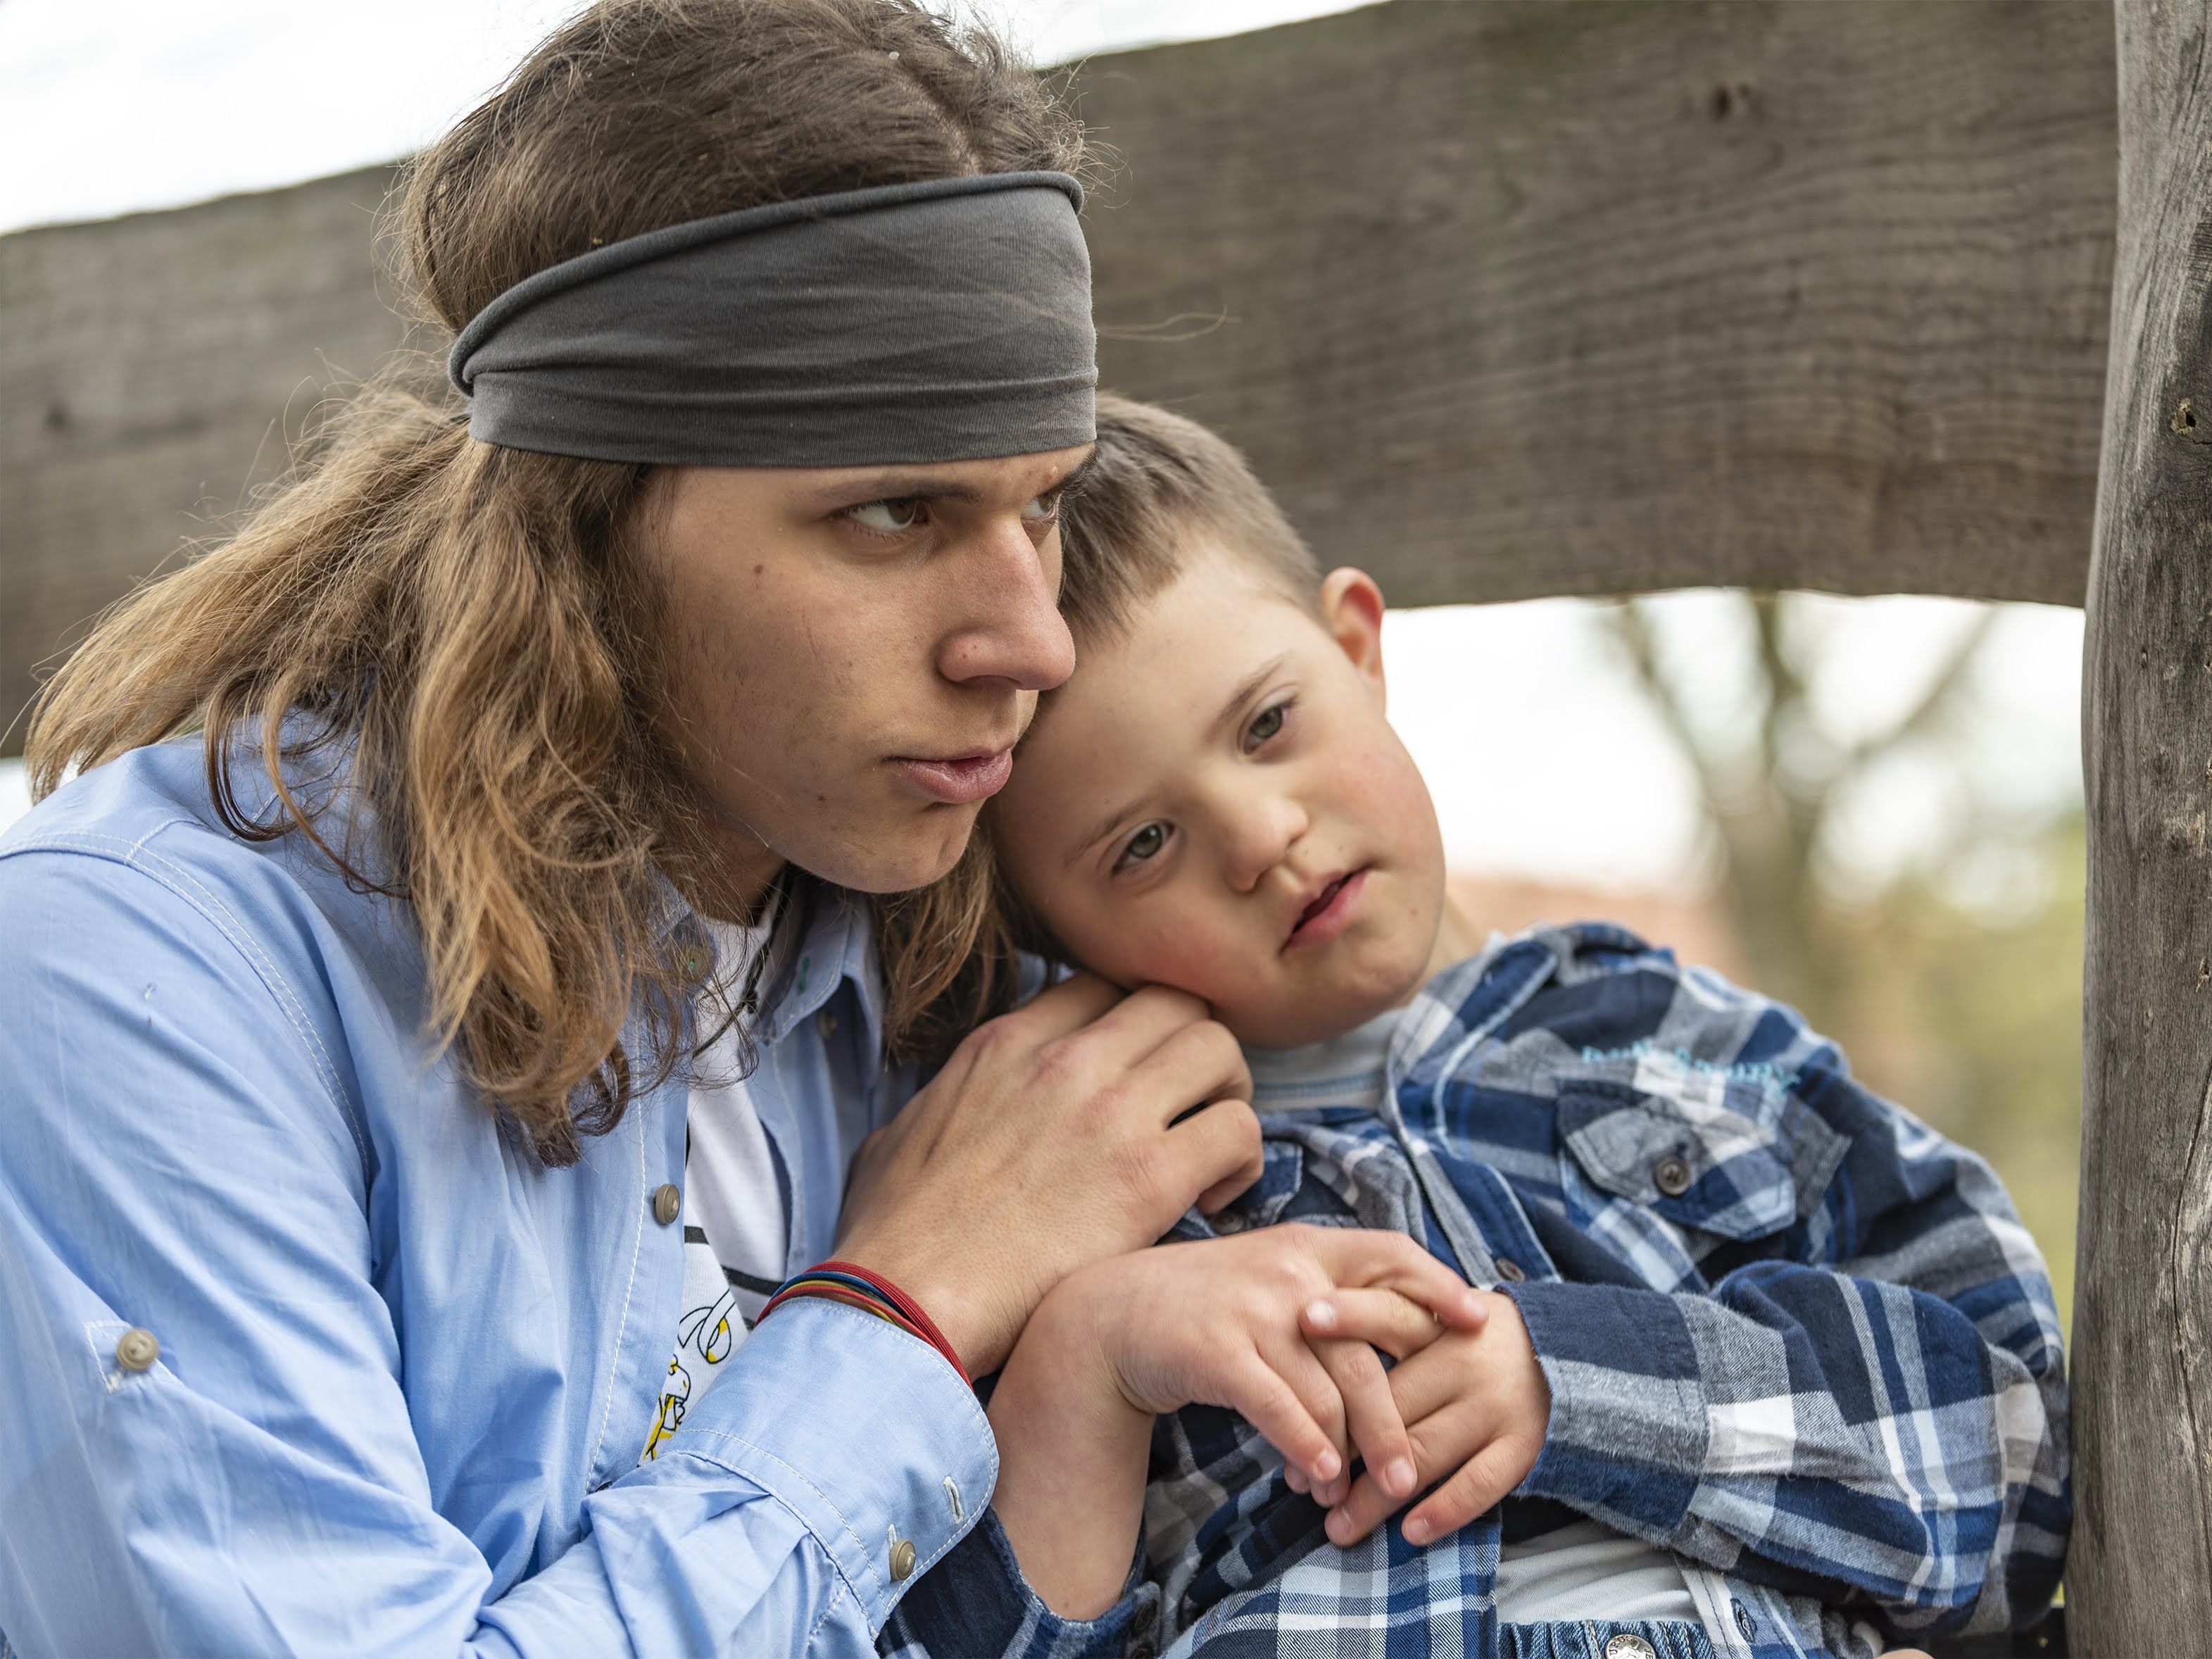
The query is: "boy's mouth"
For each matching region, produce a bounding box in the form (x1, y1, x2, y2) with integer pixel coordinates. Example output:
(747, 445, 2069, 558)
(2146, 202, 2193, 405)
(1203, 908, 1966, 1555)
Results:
(1285, 868, 1370, 950)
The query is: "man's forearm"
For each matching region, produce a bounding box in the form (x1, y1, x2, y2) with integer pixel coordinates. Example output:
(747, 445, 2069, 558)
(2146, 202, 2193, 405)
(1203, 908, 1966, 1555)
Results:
(985, 1285, 1153, 1620)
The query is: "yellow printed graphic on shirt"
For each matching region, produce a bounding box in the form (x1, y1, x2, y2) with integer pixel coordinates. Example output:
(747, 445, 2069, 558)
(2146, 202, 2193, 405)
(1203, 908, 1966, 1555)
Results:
(642, 1286, 742, 1461)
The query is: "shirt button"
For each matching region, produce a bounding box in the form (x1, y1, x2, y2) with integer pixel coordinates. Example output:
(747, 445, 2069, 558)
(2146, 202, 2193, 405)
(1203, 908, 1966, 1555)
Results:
(1731, 1598, 1759, 1639)
(1494, 1256, 1526, 1283)
(115, 1327, 160, 1372)
(651, 1183, 681, 1226)
(817, 1009, 837, 1039)
(1653, 1154, 1694, 1197)
(1603, 1637, 1657, 1659)
(889, 1535, 917, 1581)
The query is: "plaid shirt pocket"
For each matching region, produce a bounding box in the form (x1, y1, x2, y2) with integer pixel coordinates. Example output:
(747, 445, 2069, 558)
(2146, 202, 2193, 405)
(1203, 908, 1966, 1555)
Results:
(1555, 1074, 1846, 1241)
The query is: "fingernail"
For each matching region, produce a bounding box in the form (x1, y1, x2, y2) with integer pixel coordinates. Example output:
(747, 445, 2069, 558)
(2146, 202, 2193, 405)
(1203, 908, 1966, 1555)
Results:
(1312, 1448, 1340, 1482)
(1326, 1509, 1352, 1544)
(1303, 1298, 1337, 1331)
(1386, 1458, 1416, 1496)
(1402, 1515, 1430, 1544)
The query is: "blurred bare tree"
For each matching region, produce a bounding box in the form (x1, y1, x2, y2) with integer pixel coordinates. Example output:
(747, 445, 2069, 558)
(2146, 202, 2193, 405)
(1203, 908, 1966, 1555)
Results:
(1601, 593, 2085, 1317)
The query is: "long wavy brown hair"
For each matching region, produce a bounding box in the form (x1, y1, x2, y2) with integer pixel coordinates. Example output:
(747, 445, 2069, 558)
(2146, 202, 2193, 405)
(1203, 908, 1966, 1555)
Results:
(24, 0, 1083, 1163)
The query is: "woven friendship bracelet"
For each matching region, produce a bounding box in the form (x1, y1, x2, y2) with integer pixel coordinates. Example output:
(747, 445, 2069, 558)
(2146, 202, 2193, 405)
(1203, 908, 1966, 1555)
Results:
(773, 1281, 902, 1330)
(759, 1261, 971, 1386)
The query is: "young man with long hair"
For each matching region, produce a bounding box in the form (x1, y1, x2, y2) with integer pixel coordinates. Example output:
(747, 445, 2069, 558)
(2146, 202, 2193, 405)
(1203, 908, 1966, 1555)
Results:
(0, 5, 1482, 1653)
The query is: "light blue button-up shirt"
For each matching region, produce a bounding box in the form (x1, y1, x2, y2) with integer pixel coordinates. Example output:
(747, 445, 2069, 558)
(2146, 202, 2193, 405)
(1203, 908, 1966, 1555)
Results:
(0, 737, 998, 1658)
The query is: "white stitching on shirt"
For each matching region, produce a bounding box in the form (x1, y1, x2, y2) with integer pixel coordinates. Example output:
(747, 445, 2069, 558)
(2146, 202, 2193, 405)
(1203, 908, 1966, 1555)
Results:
(803, 1573, 847, 1648)
(83, 1320, 137, 1393)
(584, 1091, 653, 1484)
(677, 1427, 888, 1602)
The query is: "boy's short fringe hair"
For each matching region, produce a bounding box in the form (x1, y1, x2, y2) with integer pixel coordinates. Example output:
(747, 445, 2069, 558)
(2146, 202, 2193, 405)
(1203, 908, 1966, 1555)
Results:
(1057, 394, 1323, 646)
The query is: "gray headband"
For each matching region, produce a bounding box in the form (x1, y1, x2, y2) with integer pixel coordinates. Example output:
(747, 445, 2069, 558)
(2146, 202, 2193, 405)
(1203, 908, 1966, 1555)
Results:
(446, 171, 1095, 468)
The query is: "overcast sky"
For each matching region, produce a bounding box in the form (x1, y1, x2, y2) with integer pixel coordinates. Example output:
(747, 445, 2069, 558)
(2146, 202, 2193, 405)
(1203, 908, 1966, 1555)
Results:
(0, 0, 1374, 232)
(0, 0, 2085, 896)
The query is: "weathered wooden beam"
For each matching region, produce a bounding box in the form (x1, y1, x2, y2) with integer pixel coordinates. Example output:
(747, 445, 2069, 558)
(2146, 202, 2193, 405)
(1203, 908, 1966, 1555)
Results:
(2073, 0, 2212, 1643)
(0, 3, 2118, 759)
(1081, 0, 2116, 612)
(0, 165, 413, 752)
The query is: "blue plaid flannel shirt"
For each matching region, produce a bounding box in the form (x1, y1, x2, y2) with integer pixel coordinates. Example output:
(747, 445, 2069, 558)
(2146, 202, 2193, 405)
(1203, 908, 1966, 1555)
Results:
(884, 924, 2069, 1659)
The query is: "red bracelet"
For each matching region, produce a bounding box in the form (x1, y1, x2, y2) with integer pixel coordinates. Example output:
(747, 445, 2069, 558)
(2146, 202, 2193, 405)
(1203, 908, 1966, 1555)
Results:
(759, 1260, 971, 1386)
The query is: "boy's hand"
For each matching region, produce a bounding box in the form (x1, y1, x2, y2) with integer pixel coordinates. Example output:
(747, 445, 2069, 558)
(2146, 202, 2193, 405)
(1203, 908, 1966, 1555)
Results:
(1280, 1288, 1491, 1505)
(1300, 1288, 1551, 1548)
(1059, 1225, 1488, 1499)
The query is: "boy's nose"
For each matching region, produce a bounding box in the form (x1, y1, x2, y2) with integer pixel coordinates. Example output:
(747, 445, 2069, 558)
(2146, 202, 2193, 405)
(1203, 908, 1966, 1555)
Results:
(1223, 795, 1310, 892)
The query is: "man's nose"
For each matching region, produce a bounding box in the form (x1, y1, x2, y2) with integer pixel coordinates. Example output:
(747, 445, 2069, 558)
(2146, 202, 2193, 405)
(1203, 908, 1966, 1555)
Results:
(1223, 793, 1310, 893)
(935, 520, 1076, 692)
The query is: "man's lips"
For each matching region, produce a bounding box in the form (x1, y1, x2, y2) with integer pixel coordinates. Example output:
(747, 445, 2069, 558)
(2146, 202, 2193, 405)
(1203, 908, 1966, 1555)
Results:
(890, 749, 1014, 805)
(1285, 868, 1370, 949)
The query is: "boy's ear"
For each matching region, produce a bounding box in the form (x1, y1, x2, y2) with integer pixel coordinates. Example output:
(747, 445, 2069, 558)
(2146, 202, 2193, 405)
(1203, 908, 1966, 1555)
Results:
(1319, 568, 1388, 703)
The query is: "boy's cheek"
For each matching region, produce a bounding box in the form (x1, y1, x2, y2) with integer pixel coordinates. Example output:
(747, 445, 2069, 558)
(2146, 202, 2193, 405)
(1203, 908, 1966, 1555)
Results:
(1088, 913, 1251, 1013)
(1335, 746, 1445, 875)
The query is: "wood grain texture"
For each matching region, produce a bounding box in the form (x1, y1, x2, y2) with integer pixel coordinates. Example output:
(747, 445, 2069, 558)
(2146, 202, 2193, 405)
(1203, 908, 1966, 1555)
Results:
(1074, 0, 2116, 611)
(0, 1, 2117, 761)
(2073, 0, 2212, 1644)
(0, 165, 414, 749)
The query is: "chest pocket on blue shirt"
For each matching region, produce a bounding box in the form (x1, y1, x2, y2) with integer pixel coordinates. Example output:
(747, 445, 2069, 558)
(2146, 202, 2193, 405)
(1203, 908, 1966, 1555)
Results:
(1554, 1073, 1847, 1241)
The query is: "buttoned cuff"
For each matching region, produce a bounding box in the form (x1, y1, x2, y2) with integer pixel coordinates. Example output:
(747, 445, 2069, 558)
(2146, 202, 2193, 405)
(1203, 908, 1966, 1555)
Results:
(1507, 1279, 1708, 1543)
(665, 1296, 997, 1630)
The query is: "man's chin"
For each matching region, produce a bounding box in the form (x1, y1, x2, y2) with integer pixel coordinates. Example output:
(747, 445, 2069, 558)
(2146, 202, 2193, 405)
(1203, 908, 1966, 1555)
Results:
(804, 807, 979, 896)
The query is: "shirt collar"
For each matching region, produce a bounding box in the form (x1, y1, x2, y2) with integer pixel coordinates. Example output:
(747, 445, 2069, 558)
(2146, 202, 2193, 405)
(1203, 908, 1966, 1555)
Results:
(757, 879, 884, 1053)
(1390, 929, 1564, 1092)
(663, 873, 884, 1060)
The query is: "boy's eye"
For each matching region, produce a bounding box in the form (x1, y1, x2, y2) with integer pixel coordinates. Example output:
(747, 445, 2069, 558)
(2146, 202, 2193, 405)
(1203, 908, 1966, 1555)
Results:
(1244, 700, 1290, 751)
(844, 498, 929, 533)
(1114, 822, 1170, 872)
(1020, 486, 1064, 525)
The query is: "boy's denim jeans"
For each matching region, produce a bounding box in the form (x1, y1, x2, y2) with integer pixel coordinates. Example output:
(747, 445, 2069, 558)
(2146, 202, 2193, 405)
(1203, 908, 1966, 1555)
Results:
(1497, 1619, 1716, 1659)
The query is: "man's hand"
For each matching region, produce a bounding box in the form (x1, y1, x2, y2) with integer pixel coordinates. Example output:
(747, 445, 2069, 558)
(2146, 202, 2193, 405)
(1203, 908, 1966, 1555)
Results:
(1301, 1288, 1551, 1548)
(834, 973, 1264, 1376)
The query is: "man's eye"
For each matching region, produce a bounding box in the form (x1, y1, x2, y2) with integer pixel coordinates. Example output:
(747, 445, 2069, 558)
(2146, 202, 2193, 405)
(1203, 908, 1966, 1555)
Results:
(1114, 822, 1170, 871)
(1245, 701, 1290, 750)
(1020, 487, 1064, 525)
(845, 498, 928, 533)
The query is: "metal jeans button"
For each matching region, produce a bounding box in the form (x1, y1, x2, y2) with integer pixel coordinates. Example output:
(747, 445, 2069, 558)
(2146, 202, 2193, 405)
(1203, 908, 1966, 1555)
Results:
(1603, 1636, 1657, 1659)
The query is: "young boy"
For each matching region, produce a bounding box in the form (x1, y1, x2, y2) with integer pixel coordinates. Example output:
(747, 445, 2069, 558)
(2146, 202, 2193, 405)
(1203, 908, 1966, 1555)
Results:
(882, 398, 2065, 1659)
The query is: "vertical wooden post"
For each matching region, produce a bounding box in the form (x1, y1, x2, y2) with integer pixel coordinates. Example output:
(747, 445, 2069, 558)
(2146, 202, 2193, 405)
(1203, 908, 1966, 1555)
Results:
(2075, 0, 2212, 1644)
